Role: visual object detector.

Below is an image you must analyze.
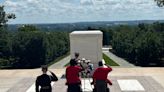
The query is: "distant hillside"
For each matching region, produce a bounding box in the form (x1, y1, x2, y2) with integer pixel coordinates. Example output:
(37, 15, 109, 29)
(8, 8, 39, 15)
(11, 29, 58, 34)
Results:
(7, 20, 164, 32)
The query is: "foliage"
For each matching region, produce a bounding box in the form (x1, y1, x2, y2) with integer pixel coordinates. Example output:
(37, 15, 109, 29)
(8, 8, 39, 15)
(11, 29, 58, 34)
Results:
(155, 0, 164, 7)
(111, 23, 164, 66)
(0, 29, 12, 58)
(0, 27, 69, 68)
(11, 31, 69, 68)
(0, 6, 69, 68)
(18, 25, 39, 32)
(134, 31, 162, 65)
(100, 27, 113, 45)
(0, 5, 16, 27)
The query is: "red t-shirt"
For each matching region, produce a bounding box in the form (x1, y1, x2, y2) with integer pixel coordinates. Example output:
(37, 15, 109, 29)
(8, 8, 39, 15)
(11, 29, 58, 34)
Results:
(93, 67, 112, 80)
(66, 66, 82, 84)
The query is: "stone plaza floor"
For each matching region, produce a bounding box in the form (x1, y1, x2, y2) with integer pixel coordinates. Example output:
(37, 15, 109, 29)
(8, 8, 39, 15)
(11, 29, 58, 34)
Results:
(0, 68, 164, 92)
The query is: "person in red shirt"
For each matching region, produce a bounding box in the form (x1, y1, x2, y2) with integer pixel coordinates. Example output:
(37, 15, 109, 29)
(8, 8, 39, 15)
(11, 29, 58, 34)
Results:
(92, 61, 112, 92)
(66, 59, 83, 92)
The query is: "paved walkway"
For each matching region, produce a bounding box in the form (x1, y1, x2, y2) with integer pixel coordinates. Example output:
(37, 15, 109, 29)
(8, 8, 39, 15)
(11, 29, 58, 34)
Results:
(50, 48, 135, 69)
(0, 68, 164, 92)
(103, 51, 135, 67)
(49, 55, 71, 69)
(1, 48, 163, 92)
(5, 76, 164, 92)
(49, 47, 135, 69)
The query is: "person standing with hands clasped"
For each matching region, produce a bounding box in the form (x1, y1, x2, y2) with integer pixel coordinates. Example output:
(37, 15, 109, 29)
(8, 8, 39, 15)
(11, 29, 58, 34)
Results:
(92, 61, 112, 92)
(35, 65, 58, 92)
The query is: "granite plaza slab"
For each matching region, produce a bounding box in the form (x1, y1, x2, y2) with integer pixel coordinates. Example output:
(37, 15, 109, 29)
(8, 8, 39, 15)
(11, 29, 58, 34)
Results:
(3, 76, 164, 92)
(117, 79, 145, 91)
(1, 68, 164, 92)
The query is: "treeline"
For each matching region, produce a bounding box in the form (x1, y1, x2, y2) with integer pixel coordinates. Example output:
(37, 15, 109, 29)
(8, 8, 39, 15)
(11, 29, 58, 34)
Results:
(111, 22, 164, 66)
(0, 25, 69, 68)
(88, 22, 164, 66)
(1, 23, 164, 68)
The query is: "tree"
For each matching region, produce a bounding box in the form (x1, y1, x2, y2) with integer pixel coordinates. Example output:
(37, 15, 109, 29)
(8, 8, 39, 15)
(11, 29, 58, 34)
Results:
(18, 25, 39, 32)
(101, 28, 113, 45)
(11, 31, 69, 68)
(11, 32, 45, 68)
(152, 22, 164, 32)
(111, 23, 163, 66)
(0, 5, 15, 57)
(0, 5, 15, 68)
(155, 0, 164, 7)
(134, 31, 162, 66)
(0, 5, 16, 27)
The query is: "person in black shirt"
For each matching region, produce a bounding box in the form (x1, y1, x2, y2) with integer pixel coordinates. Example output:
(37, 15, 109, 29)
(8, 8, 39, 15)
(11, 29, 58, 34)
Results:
(74, 52, 80, 65)
(35, 65, 58, 92)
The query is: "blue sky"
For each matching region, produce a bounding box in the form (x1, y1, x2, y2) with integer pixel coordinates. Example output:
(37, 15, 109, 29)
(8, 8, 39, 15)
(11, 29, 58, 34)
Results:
(1, 0, 164, 24)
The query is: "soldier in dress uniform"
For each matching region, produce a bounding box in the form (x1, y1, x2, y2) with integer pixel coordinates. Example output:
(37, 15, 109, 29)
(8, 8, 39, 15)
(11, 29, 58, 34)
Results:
(35, 65, 58, 92)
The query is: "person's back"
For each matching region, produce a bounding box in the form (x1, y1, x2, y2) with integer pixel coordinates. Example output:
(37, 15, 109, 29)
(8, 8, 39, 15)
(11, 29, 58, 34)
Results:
(93, 67, 112, 80)
(66, 59, 83, 92)
(92, 61, 112, 92)
(36, 65, 58, 92)
(36, 74, 52, 92)
(66, 65, 81, 84)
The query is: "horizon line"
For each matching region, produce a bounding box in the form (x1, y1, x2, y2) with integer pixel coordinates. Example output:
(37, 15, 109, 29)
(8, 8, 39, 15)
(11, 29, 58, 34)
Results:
(8, 19, 164, 25)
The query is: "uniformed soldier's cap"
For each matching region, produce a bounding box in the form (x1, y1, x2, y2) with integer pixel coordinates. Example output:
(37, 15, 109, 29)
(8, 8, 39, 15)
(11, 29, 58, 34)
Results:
(41, 65, 48, 70)
(75, 52, 79, 55)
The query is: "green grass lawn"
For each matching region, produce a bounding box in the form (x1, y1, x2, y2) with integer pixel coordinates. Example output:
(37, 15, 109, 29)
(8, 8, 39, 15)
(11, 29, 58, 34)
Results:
(103, 53, 119, 66)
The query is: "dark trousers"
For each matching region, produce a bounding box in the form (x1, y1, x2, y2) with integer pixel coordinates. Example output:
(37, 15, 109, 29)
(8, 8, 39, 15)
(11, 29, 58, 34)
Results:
(40, 89, 52, 92)
(67, 83, 82, 92)
(93, 80, 109, 92)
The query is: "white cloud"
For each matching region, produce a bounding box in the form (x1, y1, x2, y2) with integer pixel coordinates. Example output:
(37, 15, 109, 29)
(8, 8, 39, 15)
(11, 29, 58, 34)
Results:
(80, 0, 93, 5)
(4, 0, 18, 7)
(2, 0, 164, 24)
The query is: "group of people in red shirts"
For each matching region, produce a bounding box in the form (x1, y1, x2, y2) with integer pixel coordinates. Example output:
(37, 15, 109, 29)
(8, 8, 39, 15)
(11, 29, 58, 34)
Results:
(65, 52, 112, 92)
(35, 52, 112, 92)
